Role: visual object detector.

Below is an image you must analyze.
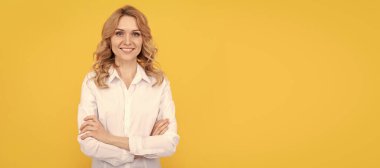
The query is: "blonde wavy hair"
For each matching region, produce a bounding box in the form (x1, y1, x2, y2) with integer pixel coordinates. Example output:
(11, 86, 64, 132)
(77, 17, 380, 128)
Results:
(92, 5, 164, 88)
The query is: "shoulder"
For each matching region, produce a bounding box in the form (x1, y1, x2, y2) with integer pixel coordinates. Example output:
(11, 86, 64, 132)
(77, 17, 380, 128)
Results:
(81, 71, 97, 88)
(144, 72, 168, 87)
(84, 71, 96, 79)
(160, 76, 172, 92)
(162, 76, 170, 86)
(151, 75, 171, 86)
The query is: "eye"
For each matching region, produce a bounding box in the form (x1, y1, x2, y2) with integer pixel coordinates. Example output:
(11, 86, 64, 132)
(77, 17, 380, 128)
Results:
(115, 31, 124, 37)
(132, 32, 141, 37)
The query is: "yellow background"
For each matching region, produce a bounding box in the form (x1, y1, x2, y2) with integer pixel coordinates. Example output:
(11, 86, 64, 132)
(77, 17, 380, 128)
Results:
(0, 0, 379, 167)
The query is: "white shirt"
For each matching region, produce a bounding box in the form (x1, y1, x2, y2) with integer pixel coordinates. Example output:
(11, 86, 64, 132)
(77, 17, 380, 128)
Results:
(77, 64, 179, 168)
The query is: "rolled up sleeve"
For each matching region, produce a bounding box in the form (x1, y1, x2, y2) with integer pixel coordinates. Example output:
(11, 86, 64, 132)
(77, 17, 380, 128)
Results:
(129, 80, 180, 158)
(77, 74, 135, 166)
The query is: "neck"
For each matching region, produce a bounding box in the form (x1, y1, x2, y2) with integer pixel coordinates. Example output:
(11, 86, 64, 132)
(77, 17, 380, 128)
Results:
(114, 58, 138, 80)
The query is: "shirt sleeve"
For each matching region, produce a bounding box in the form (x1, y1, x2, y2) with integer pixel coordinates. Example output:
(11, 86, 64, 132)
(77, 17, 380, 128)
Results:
(77, 73, 135, 166)
(129, 79, 180, 158)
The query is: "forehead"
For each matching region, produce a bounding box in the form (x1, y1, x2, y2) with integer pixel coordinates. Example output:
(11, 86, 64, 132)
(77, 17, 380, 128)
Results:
(117, 15, 139, 31)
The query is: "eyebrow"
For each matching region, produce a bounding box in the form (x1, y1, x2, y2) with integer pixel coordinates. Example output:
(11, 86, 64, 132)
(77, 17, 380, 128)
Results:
(115, 28, 141, 32)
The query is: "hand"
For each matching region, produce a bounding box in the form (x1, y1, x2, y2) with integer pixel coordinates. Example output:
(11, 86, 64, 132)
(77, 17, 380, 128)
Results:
(80, 115, 110, 143)
(150, 119, 169, 136)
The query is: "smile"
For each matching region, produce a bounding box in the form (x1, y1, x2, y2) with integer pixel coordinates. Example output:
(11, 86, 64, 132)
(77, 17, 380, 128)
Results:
(120, 48, 134, 53)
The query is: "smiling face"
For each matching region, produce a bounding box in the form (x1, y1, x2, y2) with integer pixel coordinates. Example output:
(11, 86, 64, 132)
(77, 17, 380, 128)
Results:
(111, 15, 143, 64)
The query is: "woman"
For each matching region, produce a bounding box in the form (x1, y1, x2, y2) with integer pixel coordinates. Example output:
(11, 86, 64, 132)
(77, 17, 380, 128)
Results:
(77, 5, 179, 168)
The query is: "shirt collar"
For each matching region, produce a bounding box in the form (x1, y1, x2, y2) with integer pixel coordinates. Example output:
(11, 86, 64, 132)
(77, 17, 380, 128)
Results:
(107, 64, 151, 85)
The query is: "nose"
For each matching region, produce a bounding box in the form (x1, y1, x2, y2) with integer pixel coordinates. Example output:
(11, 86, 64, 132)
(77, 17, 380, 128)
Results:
(124, 34, 132, 45)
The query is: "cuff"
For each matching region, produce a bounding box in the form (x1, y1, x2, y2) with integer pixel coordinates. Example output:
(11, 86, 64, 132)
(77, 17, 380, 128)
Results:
(129, 136, 142, 155)
(119, 149, 135, 163)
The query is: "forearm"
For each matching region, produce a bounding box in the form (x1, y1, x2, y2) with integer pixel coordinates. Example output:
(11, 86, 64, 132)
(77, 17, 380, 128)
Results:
(78, 135, 134, 166)
(129, 132, 179, 158)
(104, 133, 178, 158)
(106, 134, 131, 151)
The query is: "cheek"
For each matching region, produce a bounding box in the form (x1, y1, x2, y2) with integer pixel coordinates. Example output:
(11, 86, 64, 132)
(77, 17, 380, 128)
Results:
(110, 40, 120, 51)
(136, 39, 143, 49)
(110, 45, 118, 54)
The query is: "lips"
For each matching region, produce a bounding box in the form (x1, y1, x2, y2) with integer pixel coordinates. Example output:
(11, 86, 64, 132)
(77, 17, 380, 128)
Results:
(120, 47, 134, 54)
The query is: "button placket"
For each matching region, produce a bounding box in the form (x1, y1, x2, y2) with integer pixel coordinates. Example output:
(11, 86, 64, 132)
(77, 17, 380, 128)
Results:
(123, 84, 136, 136)
(121, 83, 128, 136)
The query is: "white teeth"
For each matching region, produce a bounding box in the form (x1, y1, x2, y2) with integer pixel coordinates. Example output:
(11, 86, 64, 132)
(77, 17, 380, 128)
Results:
(121, 48, 133, 52)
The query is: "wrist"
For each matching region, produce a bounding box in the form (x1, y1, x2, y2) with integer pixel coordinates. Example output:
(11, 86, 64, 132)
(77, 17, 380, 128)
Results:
(104, 133, 115, 144)
(106, 135, 130, 150)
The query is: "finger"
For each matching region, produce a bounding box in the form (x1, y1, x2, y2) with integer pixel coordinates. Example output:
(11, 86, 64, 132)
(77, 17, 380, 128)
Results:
(151, 126, 160, 136)
(153, 119, 166, 128)
(151, 119, 169, 136)
(158, 122, 169, 132)
(151, 120, 165, 135)
(151, 130, 157, 136)
(83, 115, 95, 120)
(84, 115, 97, 122)
(80, 131, 92, 140)
(80, 121, 95, 131)
(151, 122, 165, 136)
(154, 119, 169, 130)
(155, 122, 169, 135)
(157, 120, 169, 130)
(80, 120, 96, 131)
(81, 126, 96, 134)
(158, 127, 169, 135)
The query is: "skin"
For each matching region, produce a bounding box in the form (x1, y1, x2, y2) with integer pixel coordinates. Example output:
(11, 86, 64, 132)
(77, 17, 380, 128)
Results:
(80, 15, 169, 152)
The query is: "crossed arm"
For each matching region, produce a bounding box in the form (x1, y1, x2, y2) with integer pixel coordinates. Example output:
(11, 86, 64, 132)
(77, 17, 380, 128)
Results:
(79, 115, 169, 151)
